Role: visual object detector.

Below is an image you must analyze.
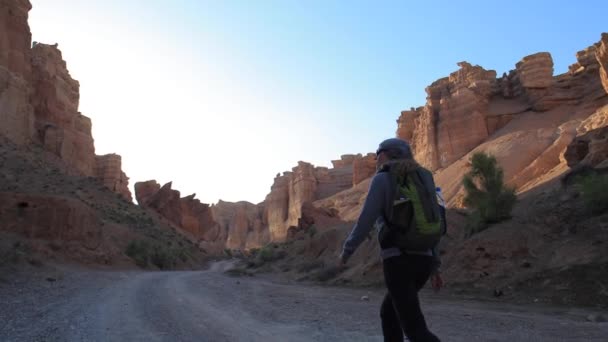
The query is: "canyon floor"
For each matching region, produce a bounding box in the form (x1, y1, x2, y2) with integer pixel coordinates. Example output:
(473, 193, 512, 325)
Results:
(1, 261, 607, 342)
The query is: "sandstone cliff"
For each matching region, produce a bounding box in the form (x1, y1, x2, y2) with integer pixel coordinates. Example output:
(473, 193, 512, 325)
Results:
(392, 34, 608, 208)
(212, 200, 267, 250)
(0, 0, 32, 79)
(133, 153, 375, 249)
(0, 135, 204, 268)
(94, 154, 132, 201)
(597, 33, 608, 94)
(397, 36, 607, 174)
(0, 0, 132, 200)
(134, 181, 215, 240)
(564, 105, 608, 168)
(134, 180, 270, 252)
(0, 0, 34, 145)
(265, 155, 375, 241)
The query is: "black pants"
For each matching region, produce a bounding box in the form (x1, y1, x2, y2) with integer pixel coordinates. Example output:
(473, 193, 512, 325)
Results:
(380, 254, 440, 342)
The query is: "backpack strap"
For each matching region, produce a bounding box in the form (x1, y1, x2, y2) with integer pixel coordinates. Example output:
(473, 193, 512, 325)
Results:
(410, 169, 439, 222)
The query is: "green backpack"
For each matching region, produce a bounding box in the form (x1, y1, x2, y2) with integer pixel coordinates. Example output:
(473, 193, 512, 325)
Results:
(383, 163, 442, 251)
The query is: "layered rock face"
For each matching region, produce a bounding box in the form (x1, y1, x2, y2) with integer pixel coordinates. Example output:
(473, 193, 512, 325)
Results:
(564, 106, 608, 168)
(352, 153, 376, 185)
(134, 180, 161, 207)
(397, 36, 608, 172)
(0, 0, 32, 79)
(598, 33, 608, 94)
(265, 156, 375, 241)
(0, 0, 132, 200)
(397, 62, 499, 170)
(0, 62, 33, 145)
(212, 201, 267, 250)
(265, 162, 315, 241)
(0, 0, 34, 145)
(134, 181, 269, 250)
(0, 192, 102, 245)
(564, 126, 608, 168)
(134, 181, 215, 239)
(94, 154, 132, 201)
(31, 43, 96, 176)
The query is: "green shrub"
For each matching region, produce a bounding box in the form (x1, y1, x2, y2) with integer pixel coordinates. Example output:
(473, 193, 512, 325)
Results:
(256, 244, 286, 264)
(126, 240, 188, 269)
(176, 248, 191, 263)
(308, 225, 317, 238)
(576, 173, 608, 215)
(150, 247, 177, 270)
(258, 245, 276, 262)
(463, 152, 516, 236)
(464, 210, 485, 236)
(126, 240, 150, 268)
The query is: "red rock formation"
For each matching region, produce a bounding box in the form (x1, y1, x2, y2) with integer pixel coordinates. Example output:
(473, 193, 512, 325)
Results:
(141, 182, 182, 225)
(134, 180, 161, 206)
(397, 34, 608, 172)
(0, 0, 34, 145)
(396, 108, 419, 144)
(400, 62, 497, 169)
(264, 173, 290, 241)
(564, 106, 608, 167)
(513, 52, 556, 111)
(180, 194, 216, 238)
(134, 181, 270, 250)
(0, 0, 32, 79)
(0, 66, 34, 145)
(264, 158, 366, 241)
(212, 201, 267, 250)
(298, 202, 344, 230)
(0, 2, 133, 200)
(287, 163, 318, 234)
(134, 181, 216, 240)
(31, 43, 96, 176)
(331, 154, 357, 169)
(0, 192, 102, 249)
(94, 154, 132, 201)
(352, 153, 376, 185)
(397, 106, 437, 169)
(516, 52, 554, 89)
(265, 164, 315, 241)
(314, 155, 356, 199)
(598, 33, 608, 94)
(29, 44, 132, 198)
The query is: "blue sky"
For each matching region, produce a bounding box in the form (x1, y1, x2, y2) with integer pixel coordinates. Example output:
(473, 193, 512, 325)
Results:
(29, 0, 608, 203)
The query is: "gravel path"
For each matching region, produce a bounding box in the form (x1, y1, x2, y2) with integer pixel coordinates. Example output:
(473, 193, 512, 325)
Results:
(1, 262, 606, 341)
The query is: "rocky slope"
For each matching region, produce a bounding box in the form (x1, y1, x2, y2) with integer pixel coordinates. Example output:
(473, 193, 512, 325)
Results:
(397, 37, 607, 173)
(236, 177, 608, 308)
(134, 153, 375, 250)
(136, 33, 608, 256)
(2, 0, 607, 297)
(0, 136, 204, 268)
(228, 33, 608, 308)
(0, 0, 131, 200)
(0, 0, 203, 268)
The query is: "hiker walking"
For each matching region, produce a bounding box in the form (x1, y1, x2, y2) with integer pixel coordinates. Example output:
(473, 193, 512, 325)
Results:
(340, 138, 445, 342)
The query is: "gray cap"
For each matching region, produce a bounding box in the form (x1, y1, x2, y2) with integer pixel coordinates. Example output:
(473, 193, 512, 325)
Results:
(376, 138, 412, 159)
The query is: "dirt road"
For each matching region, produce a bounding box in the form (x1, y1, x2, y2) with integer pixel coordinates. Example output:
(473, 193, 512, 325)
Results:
(1, 262, 606, 341)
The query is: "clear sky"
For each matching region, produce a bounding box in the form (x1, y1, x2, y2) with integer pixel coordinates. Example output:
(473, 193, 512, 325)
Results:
(28, 0, 608, 204)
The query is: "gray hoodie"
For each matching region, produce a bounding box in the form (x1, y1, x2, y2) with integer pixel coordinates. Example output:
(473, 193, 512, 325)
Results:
(340, 160, 442, 272)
